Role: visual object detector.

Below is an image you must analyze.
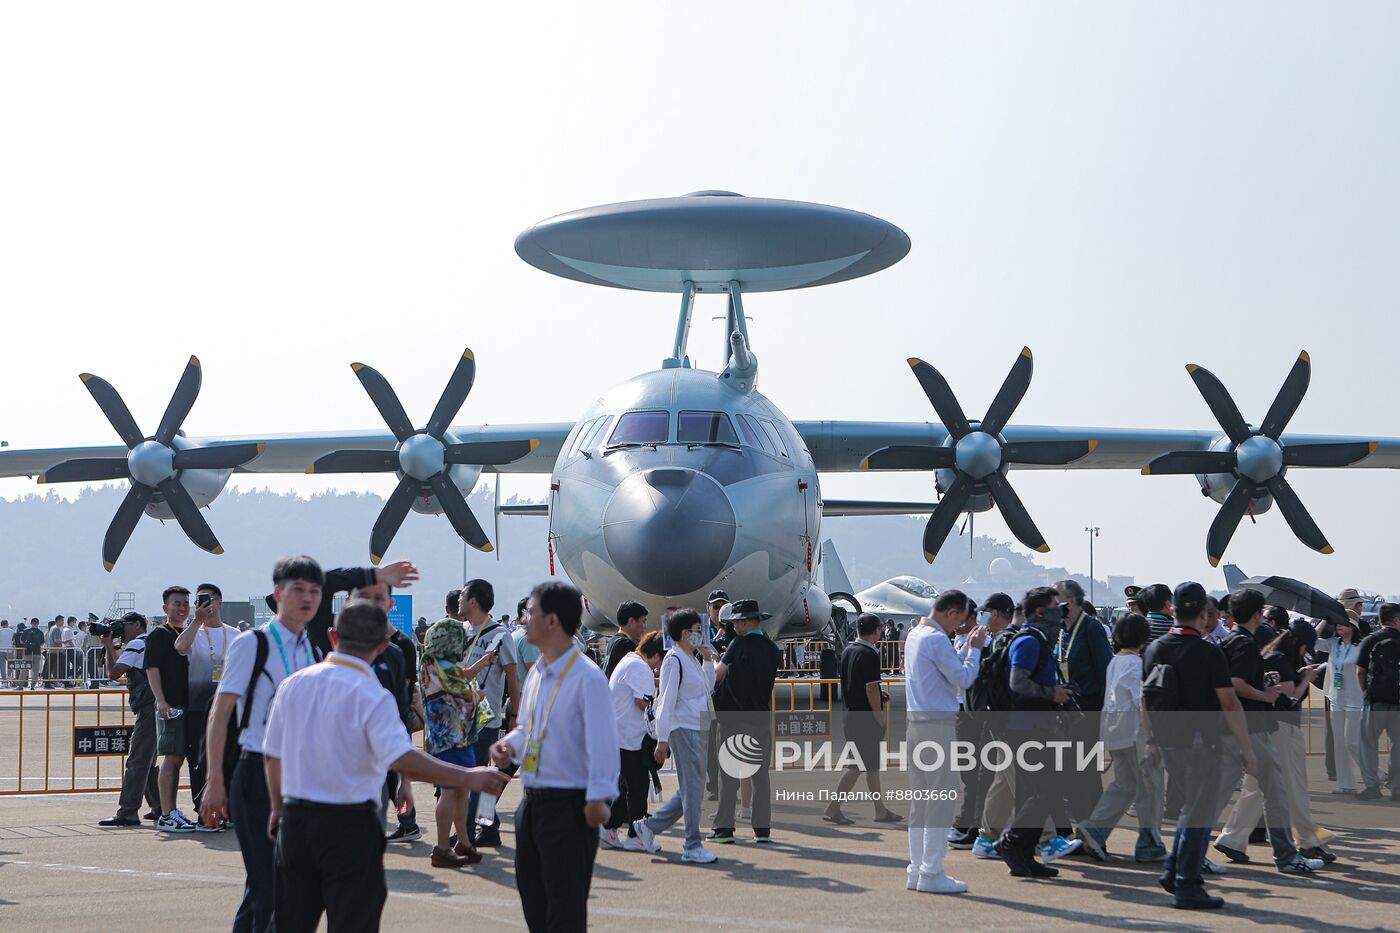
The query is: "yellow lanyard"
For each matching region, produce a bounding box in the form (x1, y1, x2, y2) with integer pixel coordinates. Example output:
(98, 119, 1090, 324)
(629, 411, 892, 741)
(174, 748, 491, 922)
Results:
(1059, 612, 1086, 678)
(325, 656, 373, 678)
(525, 648, 580, 747)
(206, 626, 229, 666)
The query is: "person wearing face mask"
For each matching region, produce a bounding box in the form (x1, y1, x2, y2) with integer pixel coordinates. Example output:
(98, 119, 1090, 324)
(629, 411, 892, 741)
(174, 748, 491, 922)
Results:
(1055, 580, 1112, 829)
(949, 593, 1015, 850)
(994, 587, 1077, 878)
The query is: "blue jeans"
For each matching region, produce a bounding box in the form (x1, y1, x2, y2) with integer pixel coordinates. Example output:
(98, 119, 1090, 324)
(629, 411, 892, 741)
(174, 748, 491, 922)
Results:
(1161, 742, 1227, 895)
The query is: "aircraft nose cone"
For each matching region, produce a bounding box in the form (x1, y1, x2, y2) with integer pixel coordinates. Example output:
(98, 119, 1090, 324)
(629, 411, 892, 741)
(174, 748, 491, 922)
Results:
(603, 468, 736, 596)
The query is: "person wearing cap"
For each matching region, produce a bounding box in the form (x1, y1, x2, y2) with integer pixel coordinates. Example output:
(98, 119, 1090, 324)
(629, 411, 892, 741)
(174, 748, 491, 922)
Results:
(97, 612, 163, 827)
(1315, 605, 1366, 793)
(1141, 582, 1258, 910)
(1355, 602, 1400, 800)
(951, 591, 1015, 850)
(1213, 588, 1323, 875)
(708, 599, 783, 846)
(968, 593, 1022, 857)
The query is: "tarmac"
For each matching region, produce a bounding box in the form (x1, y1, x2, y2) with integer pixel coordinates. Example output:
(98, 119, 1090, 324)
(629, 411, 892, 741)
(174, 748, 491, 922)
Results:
(3, 759, 1399, 933)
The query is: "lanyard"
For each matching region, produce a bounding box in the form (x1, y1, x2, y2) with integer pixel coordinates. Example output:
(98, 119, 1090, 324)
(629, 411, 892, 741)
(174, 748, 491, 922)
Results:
(1059, 611, 1086, 676)
(525, 648, 581, 748)
(466, 622, 499, 660)
(268, 624, 312, 678)
(325, 656, 373, 678)
(1168, 626, 1203, 638)
(205, 625, 229, 666)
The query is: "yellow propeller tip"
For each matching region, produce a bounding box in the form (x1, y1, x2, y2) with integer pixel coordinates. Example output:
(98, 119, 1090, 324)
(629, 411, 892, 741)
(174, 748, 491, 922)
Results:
(212, 546, 225, 556)
(1368, 442, 1379, 454)
(370, 554, 383, 566)
(305, 465, 316, 475)
(189, 355, 200, 367)
(1140, 466, 1151, 476)
(1035, 544, 1051, 553)
(37, 474, 47, 484)
(463, 348, 475, 360)
(923, 550, 936, 563)
(859, 459, 870, 471)
(1020, 346, 1032, 358)
(481, 542, 495, 553)
(1086, 439, 1099, 453)
(351, 363, 365, 372)
(1208, 555, 1221, 568)
(1321, 545, 1335, 555)
(1299, 350, 1310, 363)
(255, 442, 266, 455)
(80, 373, 95, 382)
(906, 358, 922, 368)
(103, 561, 115, 572)
(1185, 364, 1200, 374)
(529, 439, 539, 451)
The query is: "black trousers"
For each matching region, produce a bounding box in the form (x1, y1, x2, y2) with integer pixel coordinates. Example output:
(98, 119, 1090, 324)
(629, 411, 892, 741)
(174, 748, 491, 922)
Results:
(953, 715, 991, 831)
(515, 791, 597, 933)
(275, 802, 386, 933)
(231, 754, 276, 933)
(999, 730, 1064, 860)
(607, 747, 650, 833)
(186, 706, 210, 813)
(1062, 711, 1103, 825)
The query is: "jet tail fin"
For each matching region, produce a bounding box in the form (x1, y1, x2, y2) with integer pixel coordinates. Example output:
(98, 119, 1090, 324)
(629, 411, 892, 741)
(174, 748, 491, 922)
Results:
(820, 539, 854, 596)
(1222, 563, 1247, 592)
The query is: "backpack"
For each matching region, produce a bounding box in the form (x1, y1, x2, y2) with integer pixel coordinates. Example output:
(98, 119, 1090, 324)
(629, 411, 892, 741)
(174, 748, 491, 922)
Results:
(1365, 632, 1400, 705)
(1142, 659, 1185, 745)
(983, 628, 1052, 713)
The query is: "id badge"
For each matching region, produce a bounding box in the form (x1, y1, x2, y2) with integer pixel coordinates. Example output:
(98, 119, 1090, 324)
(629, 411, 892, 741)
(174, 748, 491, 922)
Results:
(522, 738, 541, 775)
(211, 662, 222, 683)
(1333, 668, 1343, 692)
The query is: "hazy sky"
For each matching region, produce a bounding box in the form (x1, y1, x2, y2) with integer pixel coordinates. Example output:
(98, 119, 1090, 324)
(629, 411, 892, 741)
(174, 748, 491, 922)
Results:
(3, 3, 1398, 595)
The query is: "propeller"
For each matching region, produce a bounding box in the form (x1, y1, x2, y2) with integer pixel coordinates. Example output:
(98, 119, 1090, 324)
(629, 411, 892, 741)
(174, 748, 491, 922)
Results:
(861, 348, 1096, 562)
(1142, 351, 1375, 566)
(309, 348, 537, 563)
(38, 356, 264, 570)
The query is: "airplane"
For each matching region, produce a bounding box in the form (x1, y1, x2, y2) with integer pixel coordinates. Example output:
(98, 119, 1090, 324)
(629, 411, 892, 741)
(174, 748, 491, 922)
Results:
(818, 540, 937, 634)
(5, 190, 1400, 640)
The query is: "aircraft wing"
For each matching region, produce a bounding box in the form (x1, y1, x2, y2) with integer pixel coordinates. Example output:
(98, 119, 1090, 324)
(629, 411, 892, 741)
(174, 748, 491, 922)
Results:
(0, 423, 575, 479)
(794, 422, 1400, 473)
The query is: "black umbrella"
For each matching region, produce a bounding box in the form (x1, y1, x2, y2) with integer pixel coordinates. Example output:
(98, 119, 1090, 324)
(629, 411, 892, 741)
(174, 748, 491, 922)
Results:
(1237, 575, 1348, 625)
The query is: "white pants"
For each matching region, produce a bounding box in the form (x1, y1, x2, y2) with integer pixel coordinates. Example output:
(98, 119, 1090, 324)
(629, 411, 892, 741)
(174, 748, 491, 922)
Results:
(1330, 705, 1363, 792)
(1274, 721, 1334, 849)
(906, 719, 958, 880)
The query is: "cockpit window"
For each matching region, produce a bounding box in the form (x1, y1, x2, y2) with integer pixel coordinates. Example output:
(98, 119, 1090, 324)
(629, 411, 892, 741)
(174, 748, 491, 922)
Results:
(890, 576, 937, 598)
(757, 418, 789, 457)
(677, 411, 739, 446)
(734, 414, 770, 452)
(580, 415, 613, 452)
(608, 410, 669, 446)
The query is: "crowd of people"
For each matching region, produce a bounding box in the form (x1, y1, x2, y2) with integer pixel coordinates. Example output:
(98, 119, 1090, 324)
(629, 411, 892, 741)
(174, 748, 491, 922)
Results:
(893, 579, 1400, 910)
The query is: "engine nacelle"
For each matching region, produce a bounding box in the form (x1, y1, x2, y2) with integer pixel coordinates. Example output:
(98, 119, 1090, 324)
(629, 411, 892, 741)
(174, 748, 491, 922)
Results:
(1196, 435, 1274, 515)
(144, 436, 231, 520)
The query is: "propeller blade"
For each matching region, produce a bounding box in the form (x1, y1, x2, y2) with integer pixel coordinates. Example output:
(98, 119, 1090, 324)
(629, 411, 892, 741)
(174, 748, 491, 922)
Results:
(102, 484, 155, 571)
(1264, 475, 1333, 554)
(80, 373, 145, 449)
(909, 359, 972, 439)
(859, 445, 956, 471)
(172, 442, 265, 471)
(430, 473, 493, 552)
(1186, 364, 1251, 445)
(352, 363, 415, 442)
(157, 478, 223, 554)
(307, 449, 400, 474)
(983, 471, 1050, 553)
(981, 347, 1033, 436)
(1206, 480, 1255, 567)
(443, 439, 538, 466)
(39, 458, 128, 484)
(921, 473, 971, 562)
(1142, 450, 1238, 476)
(1002, 439, 1098, 466)
(154, 356, 203, 446)
(426, 349, 477, 438)
(1283, 441, 1376, 468)
(370, 476, 422, 564)
(1259, 351, 1311, 440)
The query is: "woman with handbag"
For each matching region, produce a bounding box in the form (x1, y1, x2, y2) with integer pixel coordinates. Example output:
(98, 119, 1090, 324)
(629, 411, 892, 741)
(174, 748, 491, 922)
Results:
(420, 618, 496, 868)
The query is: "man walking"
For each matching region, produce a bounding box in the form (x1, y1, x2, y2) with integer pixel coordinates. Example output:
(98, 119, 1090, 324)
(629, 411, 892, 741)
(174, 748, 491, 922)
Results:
(461, 578, 521, 848)
(264, 601, 508, 933)
(824, 612, 902, 825)
(492, 581, 619, 933)
(1356, 602, 1400, 800)
(97, 612, 162, 827)
(201, 556, 325, 933)
(709, 599, 784, 846)
(173, 583, 239, 829)
(1056, 579, 1112, 825)
(905, 590, 985, 894)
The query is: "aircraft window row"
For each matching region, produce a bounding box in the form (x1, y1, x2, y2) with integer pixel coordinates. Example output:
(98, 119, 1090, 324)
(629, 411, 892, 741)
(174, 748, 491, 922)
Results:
(677, 410, 739, 446)
(736, 414, 789, 458)
(608, 410, 669, 446)
(568, 415, 613, 458)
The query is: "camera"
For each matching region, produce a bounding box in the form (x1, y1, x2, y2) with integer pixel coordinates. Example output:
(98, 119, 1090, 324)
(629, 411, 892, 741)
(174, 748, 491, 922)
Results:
(88, 618, 123, 638)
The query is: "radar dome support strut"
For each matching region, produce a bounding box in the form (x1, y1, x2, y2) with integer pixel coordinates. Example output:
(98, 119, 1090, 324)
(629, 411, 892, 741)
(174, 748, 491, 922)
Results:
(664, 280, 696, 370)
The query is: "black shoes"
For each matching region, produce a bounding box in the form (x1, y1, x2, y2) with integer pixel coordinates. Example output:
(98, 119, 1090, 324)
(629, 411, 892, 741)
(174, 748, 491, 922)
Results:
(1173, 891, 1225, 910)
(1247, 826, 1267, 845)
(1357, 786, 1383, 800)
(1299, 846, 1337, 864)
(993, 838, 1058, 877)
(475, 826, 502, 848)
(98, 816, 141, 827)
(1213, 841, 1250, 863)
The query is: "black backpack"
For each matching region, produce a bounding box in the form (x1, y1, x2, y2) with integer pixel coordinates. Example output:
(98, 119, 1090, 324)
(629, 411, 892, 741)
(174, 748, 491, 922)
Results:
(982, 628, 1052, 713)
(1142, 659, 1185, 745)
(1365, 632, 1400, 705)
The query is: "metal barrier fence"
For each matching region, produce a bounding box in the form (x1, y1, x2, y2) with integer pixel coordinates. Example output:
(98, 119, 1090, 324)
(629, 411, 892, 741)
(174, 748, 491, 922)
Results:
(1, 646, 114, 689)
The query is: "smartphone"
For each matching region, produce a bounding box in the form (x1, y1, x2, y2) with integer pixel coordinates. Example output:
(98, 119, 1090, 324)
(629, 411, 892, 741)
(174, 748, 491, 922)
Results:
(196, 593, 212, 608)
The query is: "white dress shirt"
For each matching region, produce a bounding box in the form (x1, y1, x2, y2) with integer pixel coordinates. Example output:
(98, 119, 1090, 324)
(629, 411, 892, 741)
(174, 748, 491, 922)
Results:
(217, 619, 317, 754)
(1100, 652, 1144, 750)
(501, 645, 620, 801)
(264, 652, 414, 804)
(609, 652, 656, 751)
(904, 621, 979, 714)
(654, 647, 714, 741)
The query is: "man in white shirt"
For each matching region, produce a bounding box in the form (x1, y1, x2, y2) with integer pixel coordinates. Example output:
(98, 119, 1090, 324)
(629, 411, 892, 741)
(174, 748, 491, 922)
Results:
(492, 581, 619, 933)
(201, 556, 324, 933)
(903, 589, 985, 895)
(265, 601, 506, 932)
(461, 578, 520, 848)
(174, 582, 239, 828)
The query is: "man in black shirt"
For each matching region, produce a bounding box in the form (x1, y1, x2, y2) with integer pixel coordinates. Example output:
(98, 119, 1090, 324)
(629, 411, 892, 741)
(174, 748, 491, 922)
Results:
(824, 613, 901, 824)
(710, 600, 783, 845)
(1356, 602, 1400, 799)
(1212, 589, 1317, 873)
(605, 601, 649, 679)
(1142, 582, 1256, 910)
(145, 586, 201, 832)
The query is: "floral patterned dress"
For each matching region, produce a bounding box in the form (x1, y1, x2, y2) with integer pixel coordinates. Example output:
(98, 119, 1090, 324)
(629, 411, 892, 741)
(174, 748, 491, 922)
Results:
(423, 658, 479, 755)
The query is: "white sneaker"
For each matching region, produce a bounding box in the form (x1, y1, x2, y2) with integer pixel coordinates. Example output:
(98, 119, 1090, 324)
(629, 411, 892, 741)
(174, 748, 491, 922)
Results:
(156, 809, 197, 833)
(915, 873, 968, 895)
(971, 836, 997, 859)
(682, 845, 719, 864)
(620, 834, 650, 852)
(906, 867, 918, 890)
(739, 806, 753, 822)
(599, 827, 623, 850)
(631, 819, 661, 853)
(1038, 835, 1081, 863)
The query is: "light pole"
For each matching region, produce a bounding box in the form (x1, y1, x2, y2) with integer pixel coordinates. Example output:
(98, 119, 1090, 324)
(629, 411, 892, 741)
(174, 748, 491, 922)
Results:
(1085, 526, 1100, 604)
